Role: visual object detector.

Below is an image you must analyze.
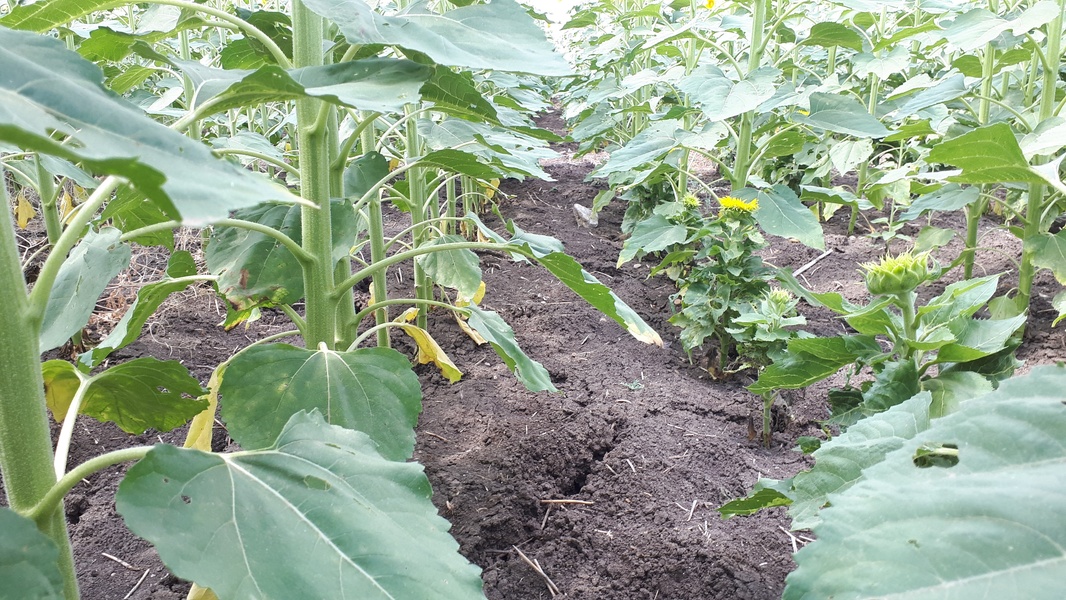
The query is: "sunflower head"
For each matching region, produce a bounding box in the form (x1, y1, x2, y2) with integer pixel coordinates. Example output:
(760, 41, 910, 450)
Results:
(860, 251, 932, 296)
(719, 196, 758, 213)
(705, 0, 715, 9)
(681, 193, 702, 209)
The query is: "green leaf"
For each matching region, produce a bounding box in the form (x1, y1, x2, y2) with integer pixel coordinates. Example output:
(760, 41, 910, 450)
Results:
(828, 139, 873, 175)
(899, 184, 980, 221)
(679, 65, 779, 121)
(44, 358, 206, 434)
(343, 151, 389, 200)
(417, 149, 504, 180)
(0, 28, 294, 225)
(912, 226, 956, 253)
(785, 365, 1066, 599)
(923, 371, 994, 418)
(927, 123, 1043, 185)
(800, 93, 892, 138)
(918, 274, 1000, 326)
(220, 344, 422, 460)
(524, 249, 663, 346)
(737, 186, 825, 250)
(617, 214, 689, 266)
(861, 360, 920, 413)
(417, 235, 482, 299)
(117, 411, 484, 600)
(1052, 291, 1066, 326)
(0, 508, 63, 600)
(418, 118, 554, 180)
(852, 46, 910, 80)
(466, 215, 662, 346)
(305, 0, 572, 76)
(39, 228, 131, 353)
(465, 305, 556, 392)
(786, 392, 934, 530)
(894, 73, 968, 119)
(420, 66, 498, 123)
(160, 57, 431, 115)
(936, 315, 1027, 363)
(99, 185, 176, 249)
(1025, 230, 1066, 284)
(718, 487, 792, 518)
(750, 336, 879, 394)
(78, 251, 198, 369)
(207, 200, 359, 310)
(801, 22, 863, 51)
(590, 121, 682, 179)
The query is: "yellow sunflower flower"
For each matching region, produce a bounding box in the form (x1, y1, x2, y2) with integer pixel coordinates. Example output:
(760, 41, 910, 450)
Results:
(719, 196, 758, 212)
(705, 0, 715, 9)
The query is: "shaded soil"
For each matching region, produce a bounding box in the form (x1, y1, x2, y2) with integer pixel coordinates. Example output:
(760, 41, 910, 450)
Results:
(5, 111, 1064, 599)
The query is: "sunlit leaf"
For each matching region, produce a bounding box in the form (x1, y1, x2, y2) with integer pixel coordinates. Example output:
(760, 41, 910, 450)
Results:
(0, 508, 63, 600)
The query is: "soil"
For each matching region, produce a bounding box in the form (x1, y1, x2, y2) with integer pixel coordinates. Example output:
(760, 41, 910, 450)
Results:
(5, 111, 1064, 600)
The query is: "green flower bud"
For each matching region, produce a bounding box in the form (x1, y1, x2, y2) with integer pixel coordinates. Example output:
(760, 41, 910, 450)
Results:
(860, 251, 931, 296)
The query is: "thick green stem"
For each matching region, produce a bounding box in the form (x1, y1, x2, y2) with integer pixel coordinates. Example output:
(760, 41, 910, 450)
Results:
(896, 291, 919, 362)
(293, 0, 337, 348)
(1017, 0, 1063, 314)
(0, 178, 78, 600)
(731, 0, 769, 189)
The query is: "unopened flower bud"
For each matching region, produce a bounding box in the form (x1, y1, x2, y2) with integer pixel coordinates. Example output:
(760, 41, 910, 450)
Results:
(860, 251, 931, 296)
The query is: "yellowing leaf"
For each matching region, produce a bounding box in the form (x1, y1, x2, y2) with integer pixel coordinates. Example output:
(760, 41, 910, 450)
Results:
(183, 368, 221, 452)
(484, 178, 500, 200)
(58, 191, 75, 224)
(456, 281, 486, 307)
(454, 310, 487, 345)
(389, 158, 401, 172)
(395, 307, 419, 323)
(15, 190, 37, 228)
(394, 323, 463, 383)
(42, 360, 82, 423)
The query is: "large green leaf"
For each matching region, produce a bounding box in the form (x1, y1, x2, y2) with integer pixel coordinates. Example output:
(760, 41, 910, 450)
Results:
(0, 27, 293, 225)
(43, 358, 206, 434)
(927, 123, 1043, 185)
(0, 508, 63, 600)
(420, 66, 499, 123)
(78, 251, 198, 369)
(800, 93, 892, 138)
(899, 184, 980, 221)
(418, 118, 554, 180)
(39, 227, 131, 353)
(207, 200, 360, 310)
(148, 55, 431, 115)
(117, 411, 485, 600)
(785, 365, 1066, 599)
(590, 121, 682, 179)
(800, 22, 863, 51)
(787, 391, 934, 529)
(852, 47, 910, 80)
(678, 65, 779, 121)
(749, 335, 880, 394)
(737, 186, 825, 250)
(99, 185, 177, 249)
(220, 344, 422, 460)
(417, 235, 482, 299)
(936, 314, 1027, 363)
(304, 0, 572, 76)
(617, 214, 688, 266)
